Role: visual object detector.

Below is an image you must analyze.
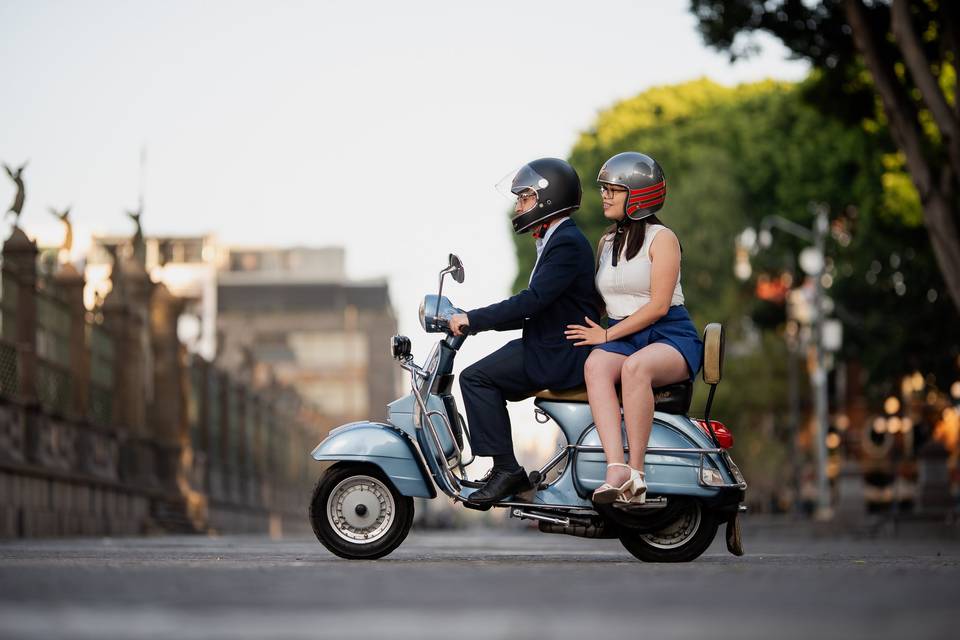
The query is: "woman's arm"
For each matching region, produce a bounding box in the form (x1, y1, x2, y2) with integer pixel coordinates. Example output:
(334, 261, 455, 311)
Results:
(607, 228, 680, 340)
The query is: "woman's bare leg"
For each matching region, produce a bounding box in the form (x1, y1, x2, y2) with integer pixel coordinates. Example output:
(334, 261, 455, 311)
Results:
(583, 349, 629, 486)
(620, 343, 690, 471)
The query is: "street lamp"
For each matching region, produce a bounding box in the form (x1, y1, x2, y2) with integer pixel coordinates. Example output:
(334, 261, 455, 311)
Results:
(739, 204, 834, 520)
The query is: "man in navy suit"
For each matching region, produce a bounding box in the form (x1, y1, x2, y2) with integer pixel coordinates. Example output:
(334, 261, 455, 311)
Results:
(449, 158, 600, 505)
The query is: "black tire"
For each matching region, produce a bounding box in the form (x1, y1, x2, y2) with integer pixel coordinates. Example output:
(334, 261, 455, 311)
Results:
(618, 501, 718, 563)
(309, 463, 414, 560)
(595, 496, 696, 533)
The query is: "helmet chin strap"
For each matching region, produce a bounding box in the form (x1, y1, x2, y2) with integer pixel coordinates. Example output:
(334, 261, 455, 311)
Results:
(531, 221, 551, 239)
(611, 218, 628, 267)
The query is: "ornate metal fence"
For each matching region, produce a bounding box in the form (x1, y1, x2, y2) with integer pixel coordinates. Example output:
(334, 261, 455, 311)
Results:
(206, 370, 221, 469)
(188, 358, 204, 453)
(0, 233, 321, 538)
(88, 320, 114, 426)
(36, 285, 71, 415)
(0, 268, 18, 397)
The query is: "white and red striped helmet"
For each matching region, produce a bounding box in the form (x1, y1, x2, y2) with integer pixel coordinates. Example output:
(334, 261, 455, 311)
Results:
(597, 152, 666, 221)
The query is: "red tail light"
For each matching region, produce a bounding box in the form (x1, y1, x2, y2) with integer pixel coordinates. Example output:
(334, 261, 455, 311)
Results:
(694, 419, 733, 449)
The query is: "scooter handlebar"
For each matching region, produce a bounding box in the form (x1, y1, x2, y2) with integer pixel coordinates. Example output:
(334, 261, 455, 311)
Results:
(444, 308, 470, 349)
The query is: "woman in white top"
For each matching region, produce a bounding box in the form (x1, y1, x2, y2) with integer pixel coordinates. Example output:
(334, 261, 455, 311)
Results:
(566, 152, 703, 504)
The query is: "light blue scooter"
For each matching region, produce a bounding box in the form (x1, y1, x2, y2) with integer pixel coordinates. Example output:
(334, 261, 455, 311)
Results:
(309, 255, 747, 562)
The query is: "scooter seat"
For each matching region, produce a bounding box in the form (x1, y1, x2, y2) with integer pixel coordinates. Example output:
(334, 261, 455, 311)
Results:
(532, 381, 693, 414)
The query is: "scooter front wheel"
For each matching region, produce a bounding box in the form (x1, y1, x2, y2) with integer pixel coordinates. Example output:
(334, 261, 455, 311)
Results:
(309, 462, 414, 560)
(617, 500, 718, 563)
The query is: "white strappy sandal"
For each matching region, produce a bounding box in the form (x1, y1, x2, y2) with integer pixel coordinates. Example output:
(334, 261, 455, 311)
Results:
(592, 463, 646, 505)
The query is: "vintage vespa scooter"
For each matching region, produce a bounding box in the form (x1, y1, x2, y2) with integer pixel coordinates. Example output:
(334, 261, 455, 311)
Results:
(309, 255, 747, 562)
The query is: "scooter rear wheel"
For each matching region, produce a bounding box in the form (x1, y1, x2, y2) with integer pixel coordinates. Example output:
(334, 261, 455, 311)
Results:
(309, 462, 414, 560)
(617, 501, 718, 563)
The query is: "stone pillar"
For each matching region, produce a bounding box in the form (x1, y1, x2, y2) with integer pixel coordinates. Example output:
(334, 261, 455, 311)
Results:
(53, 264, 89, 418)
(103, 265, 145, 434)
(102, 259, 154, 488)
(124, 260, 155, 430)
(149, 294, 209, 533)
(148, 283, 186, 493)
(3, 228, 38, 404)
(148, 283, 185, 447)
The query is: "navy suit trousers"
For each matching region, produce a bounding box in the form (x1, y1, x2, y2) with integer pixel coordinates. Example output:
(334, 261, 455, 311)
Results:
(459, 339, 537, 456)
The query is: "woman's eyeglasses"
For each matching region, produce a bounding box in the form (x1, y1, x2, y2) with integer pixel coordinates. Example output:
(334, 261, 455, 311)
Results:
(600, 185, 627, 198)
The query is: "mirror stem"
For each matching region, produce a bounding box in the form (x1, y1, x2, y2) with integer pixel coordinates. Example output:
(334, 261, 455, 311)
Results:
(436, 267, 453, 326)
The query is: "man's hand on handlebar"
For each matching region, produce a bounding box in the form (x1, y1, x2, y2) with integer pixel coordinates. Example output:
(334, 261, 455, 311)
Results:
(449, 313, 470, 337)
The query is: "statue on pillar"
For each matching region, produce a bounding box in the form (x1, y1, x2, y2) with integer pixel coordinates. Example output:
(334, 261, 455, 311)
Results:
(49, 206, 73, 261)
(104, 243, 125, 304)
(126, 203, 146, 267)
(4, 162, 28, 227)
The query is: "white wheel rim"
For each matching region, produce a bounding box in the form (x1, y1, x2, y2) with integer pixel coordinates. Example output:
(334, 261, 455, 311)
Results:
(639, 502, 702, 549)
(326, 475, 396, 545)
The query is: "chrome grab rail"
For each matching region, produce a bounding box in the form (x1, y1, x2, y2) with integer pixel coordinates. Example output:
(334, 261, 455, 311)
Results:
(404, 349, 473, 474)
(424, 409, 461, 471)
(406, 359, 462, 494)
(575, 445, 725, 455)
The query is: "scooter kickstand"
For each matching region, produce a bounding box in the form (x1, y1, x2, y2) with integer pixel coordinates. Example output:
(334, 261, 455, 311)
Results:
(726, 513, 745, 556)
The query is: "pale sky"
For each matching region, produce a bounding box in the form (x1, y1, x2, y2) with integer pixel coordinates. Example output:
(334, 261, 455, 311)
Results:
(1, 0, 808, 461)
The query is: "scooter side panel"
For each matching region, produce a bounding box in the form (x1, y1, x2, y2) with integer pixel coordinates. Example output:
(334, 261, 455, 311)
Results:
(311, 421, 435, 498)
(535, 400, 593, 445)
(573, 414, 720, 499)
(388, 393, 457, 460)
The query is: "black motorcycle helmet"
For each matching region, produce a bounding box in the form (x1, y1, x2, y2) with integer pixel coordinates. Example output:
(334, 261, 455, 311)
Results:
(498, 157, 581, 234)
(597, 152, 666, 221)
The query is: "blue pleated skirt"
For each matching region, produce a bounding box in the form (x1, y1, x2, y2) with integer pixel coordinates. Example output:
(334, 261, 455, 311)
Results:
(593, 305, 703, 381)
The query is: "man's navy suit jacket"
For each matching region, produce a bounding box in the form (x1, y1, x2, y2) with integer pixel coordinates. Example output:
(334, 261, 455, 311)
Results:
(466, 218, 601, 391)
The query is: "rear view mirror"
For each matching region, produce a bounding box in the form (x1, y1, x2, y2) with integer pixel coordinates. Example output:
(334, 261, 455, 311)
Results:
(702, 323, 724, 385)
(449, 254, 464, 283)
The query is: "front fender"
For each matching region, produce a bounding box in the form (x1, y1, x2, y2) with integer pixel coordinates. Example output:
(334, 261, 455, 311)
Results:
(311, 421, 435, 498)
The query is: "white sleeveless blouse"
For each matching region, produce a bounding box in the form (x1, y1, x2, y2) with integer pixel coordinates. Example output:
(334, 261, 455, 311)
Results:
(596, 223, 685, 320)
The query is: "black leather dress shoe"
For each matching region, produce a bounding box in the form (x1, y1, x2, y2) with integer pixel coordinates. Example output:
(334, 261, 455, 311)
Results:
(467, 467, 533, 505)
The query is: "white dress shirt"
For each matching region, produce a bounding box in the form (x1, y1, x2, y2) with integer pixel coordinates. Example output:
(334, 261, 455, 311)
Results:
(529, 216, 569, 284)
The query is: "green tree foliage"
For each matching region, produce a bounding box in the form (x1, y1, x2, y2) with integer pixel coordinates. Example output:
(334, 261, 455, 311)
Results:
(690, 0, 960, 321)
(512, 76, 955, 392)
(505, 77, 956, 503)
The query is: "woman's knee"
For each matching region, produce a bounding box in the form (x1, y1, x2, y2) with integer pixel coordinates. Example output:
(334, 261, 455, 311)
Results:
(621, 355, 653, 384)
(584, 352, 617, 386)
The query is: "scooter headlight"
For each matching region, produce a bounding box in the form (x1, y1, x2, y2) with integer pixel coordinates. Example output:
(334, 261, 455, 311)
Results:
(420, 294, 456, 332)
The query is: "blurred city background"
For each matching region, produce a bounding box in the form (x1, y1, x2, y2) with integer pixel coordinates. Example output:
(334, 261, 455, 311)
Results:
(0, 0, 958, 541)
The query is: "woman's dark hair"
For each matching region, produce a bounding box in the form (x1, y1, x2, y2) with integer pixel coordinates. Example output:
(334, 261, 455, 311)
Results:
(597, 214, 670, 271)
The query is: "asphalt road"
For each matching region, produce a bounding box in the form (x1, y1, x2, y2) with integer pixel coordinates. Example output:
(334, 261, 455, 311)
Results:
(1, 520, 958, 640)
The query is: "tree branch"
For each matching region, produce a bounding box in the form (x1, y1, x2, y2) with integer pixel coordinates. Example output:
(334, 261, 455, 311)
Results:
(941, 2, 960, 122)
(845, 0, 932, 197)
(846, 0, 960, 316)
(891, 0, 960, 172)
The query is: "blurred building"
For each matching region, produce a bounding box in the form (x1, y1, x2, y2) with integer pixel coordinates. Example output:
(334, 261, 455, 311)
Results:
(216, 246, 398, 423)
(85, 237, 399, 424)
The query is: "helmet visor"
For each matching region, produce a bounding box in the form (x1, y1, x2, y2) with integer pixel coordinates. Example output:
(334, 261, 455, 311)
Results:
(496, 164, 550, 215)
